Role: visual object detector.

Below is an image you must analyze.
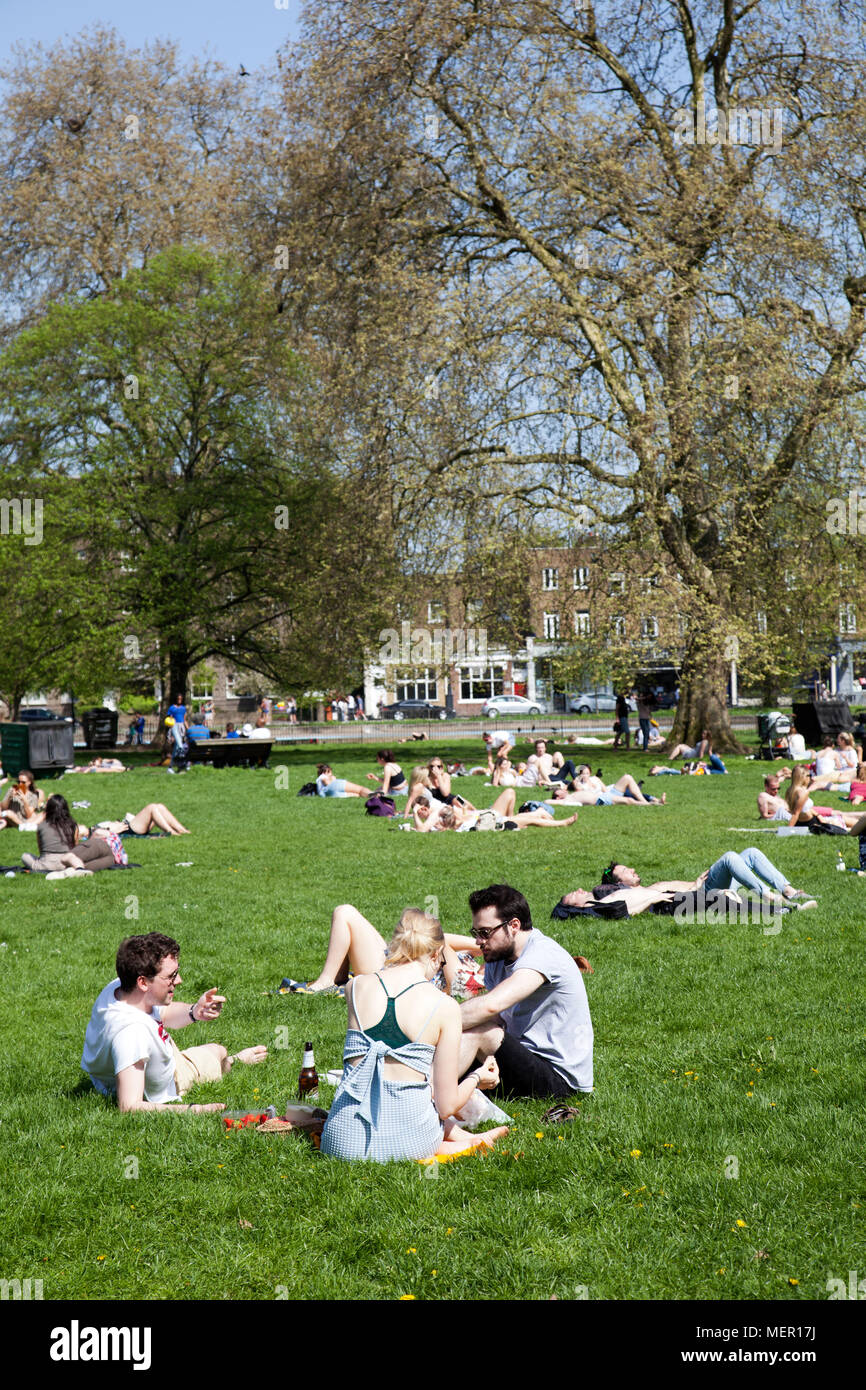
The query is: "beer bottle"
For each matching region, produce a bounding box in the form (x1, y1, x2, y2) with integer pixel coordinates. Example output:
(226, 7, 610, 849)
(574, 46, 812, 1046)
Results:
(298, 1042, 319, 1100)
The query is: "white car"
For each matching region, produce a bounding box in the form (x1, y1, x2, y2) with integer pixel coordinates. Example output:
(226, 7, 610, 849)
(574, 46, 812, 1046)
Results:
(568, 692, 635, 714)
(481, 694, 547, 717)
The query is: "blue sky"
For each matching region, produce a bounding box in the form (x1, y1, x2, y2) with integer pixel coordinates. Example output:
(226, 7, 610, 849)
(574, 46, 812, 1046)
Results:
(1, 0, 302, 75)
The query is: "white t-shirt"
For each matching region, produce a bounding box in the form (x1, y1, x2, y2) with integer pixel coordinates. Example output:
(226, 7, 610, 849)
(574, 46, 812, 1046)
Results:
(787, 733, 807, 760)
(815, 751, 838, 776)
(81, 979, 179, 1104)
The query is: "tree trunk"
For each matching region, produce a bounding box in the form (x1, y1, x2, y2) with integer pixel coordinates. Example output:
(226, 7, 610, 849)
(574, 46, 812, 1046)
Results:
(666, 656, 748, 754)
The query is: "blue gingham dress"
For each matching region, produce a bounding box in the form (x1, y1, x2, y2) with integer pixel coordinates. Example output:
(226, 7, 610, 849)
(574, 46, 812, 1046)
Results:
(320, 1028, 444, 1162)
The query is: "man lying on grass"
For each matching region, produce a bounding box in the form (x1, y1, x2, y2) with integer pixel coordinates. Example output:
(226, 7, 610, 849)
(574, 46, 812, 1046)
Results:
(81, 932, 268, 1113)
(557, 848, 817, 918)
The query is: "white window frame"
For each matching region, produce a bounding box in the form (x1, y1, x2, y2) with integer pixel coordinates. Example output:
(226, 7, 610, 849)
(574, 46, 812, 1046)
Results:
(396, 667, 439, 701)
(756, 610, 767, 635)
(542, 567, 559, 592)
(611, 615, 626, 637)
(641, 616, 659, 639)
(543, 611, 561, 640)
(573, 566, 589, 590)
(609, 572, 625, 595)
(573, 611, 591, 636)
(839, 603, 857, 635)
(427, 600, 446, 624)
(458, 664, 506, 701)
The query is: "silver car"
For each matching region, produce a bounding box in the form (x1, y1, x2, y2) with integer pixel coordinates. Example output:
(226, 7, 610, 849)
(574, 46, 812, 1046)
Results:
(481, 694, 547, 717)
(568, 692, 635, 714)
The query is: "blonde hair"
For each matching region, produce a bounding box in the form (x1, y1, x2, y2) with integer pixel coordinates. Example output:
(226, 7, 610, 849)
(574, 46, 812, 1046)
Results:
(408, 766, 431, 792)
(436, 806, 457, 829)
(839, 731, 854, 748)
(786, 764, 810, 813)
(383, 908, 444, 967)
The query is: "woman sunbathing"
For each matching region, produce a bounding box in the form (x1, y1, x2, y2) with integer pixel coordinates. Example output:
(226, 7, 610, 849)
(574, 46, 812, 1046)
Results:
(365, 750, 407, 795)
(411, 789, 579, 831)
(94, 803, 190, 836)
(547, 767, 665, 806)
(320, 908, 507, 1162)
(784, 765, 862, 829)
(315, 764, 367, 798)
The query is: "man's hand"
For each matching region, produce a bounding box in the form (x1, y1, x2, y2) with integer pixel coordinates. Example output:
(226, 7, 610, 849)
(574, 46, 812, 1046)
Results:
(475, 1056, 499, 1090)
(195, 988, 226, 1020)
(188, 1102, 225, 1113)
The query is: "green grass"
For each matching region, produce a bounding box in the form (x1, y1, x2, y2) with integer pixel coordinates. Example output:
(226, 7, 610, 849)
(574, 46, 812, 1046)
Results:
(1, 744, 863, 1301)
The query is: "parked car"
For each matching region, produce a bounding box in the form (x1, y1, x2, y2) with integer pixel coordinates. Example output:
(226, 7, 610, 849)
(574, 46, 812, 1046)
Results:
(567, 692, 635, 715)
(17, 707, 69, 721)
(481, 694, 547, 717)
(379, 699, 454, 721)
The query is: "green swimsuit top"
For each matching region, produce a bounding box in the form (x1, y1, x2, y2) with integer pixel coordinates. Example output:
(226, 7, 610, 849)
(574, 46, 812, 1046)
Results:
(363, 974, 430, 1050)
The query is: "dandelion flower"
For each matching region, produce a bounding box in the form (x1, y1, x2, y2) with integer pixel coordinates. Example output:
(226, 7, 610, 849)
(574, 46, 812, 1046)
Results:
(406, 1247, 417, 1254)
(788, 1278, 799, 1286)
(630, 1149, 642, 1157)
(736, 1219, 747, 1228)
(97, 1255, 106, 1262)
(535, 1132, 544, 1139)
(399, 1294, 416, 1300)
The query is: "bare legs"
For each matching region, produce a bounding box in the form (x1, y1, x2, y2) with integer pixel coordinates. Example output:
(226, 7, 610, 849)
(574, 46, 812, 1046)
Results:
(127, 803, 189, 835)
(307, 904, 388, 990)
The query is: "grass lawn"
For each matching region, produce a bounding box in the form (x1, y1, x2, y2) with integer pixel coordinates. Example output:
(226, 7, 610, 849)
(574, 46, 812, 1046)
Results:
(1, 741, 863, 1302)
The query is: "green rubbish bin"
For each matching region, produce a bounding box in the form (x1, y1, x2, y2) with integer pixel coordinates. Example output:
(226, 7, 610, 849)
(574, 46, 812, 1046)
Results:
(0, 721, 75, 779)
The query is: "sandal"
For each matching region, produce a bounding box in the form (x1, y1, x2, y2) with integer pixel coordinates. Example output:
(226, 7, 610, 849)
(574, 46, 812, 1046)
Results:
(280, 978, 345, 996)
(541, 1104, 582, 1124)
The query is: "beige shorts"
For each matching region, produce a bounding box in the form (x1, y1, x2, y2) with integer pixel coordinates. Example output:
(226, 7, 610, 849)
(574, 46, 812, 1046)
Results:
(169, 1036, 224, 1095)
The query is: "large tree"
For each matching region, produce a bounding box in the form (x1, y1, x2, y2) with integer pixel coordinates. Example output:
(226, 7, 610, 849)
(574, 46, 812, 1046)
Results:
(262, 0, 866, 748)
(0, 246, 399, 705)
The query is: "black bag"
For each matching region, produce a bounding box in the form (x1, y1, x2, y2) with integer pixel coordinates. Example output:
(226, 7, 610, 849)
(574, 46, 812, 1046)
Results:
(297, 782, 318, 796)
(807, 819, 847, 835)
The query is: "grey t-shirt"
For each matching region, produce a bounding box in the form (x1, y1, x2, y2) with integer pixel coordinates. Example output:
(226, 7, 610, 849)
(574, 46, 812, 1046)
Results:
(484, 928, 593, 1092)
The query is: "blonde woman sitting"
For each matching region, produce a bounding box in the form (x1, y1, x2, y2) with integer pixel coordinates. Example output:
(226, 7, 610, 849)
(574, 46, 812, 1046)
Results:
(320, 908, 508, 1162)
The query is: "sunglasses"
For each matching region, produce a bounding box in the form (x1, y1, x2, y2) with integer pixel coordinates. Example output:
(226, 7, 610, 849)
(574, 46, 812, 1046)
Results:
(470, 921, 510, 942)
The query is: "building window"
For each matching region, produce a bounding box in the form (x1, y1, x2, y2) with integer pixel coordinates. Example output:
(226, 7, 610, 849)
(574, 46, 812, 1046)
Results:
(459, 664, 506, 701)
(611, 615, 626, 637)
(465, 598, 484, 624)
(641, 616, 659, 639)
(396, 667, 438, 701)
(543, 611, 560, 640)
(784, 569, 797, 591)
(225, 672, 239, 698)
(609, 572, 625, 595)
(427, 600, 446, 624)
(839, 603, 857, 635)
(574, 611, 591, 636)
(190, 665, 214, 700)
(572, 566, 589, 590)
(756, 610, 767, 635)
(542, 567, 559, 591)
(638, 575, 660, 593)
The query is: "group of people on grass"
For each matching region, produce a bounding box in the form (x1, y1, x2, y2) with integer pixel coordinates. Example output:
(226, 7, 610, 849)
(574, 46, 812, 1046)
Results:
(83, 883, 592, 1161)
(0, 772, 189, 876)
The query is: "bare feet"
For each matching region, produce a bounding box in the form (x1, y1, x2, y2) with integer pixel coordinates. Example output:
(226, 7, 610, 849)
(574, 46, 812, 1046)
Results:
(564, 812, 579, 825)
(436, 1124, 509, 1156)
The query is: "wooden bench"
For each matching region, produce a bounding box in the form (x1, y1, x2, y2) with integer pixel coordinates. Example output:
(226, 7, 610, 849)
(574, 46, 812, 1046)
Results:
(187, 736, 273, 768)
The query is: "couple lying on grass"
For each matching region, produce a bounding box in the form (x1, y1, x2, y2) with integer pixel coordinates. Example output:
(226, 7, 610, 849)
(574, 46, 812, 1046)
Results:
(83, 886, 593, 1163)
(555, 846, 818, 919)
(21, 795, 189, 876)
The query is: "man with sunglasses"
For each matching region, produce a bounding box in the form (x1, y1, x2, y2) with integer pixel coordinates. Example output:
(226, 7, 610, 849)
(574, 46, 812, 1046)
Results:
(81, 932, 267, 1112)
(457, 884, 593, 1098)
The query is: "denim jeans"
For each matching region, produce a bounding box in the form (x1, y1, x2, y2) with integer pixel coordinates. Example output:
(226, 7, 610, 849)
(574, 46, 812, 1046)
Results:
(703, 848, 788, 897)
(550, 759, 579, 783)
(639, 718, 651, 749)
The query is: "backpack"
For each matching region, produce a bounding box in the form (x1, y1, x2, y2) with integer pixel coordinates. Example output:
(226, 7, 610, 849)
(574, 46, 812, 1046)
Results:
(471, 808, 502, 831)
(297, 782, 318, 796)
(365, 793, 396, 817)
